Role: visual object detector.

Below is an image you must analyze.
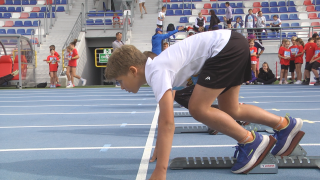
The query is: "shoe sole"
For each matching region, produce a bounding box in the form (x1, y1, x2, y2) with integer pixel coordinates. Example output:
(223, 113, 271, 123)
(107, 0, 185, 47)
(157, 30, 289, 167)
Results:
(280, 131, 305, 157)
(275, 118, 303, 156)
(82, 81, 86, 86)
(232, 134, 270, 174)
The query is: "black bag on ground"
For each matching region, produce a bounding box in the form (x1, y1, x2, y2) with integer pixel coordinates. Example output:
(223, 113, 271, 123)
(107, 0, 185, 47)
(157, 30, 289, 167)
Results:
(35, 82, 47, 88)
(167, 23, 175, 32)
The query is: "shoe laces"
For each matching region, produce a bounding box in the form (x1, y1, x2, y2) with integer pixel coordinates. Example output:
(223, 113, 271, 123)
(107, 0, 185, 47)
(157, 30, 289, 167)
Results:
(233, 144, 249, 161)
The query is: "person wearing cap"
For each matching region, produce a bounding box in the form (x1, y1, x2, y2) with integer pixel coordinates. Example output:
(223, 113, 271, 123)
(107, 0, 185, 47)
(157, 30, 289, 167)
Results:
(151, 26, 184, 55)
(248, 34, 265, 76)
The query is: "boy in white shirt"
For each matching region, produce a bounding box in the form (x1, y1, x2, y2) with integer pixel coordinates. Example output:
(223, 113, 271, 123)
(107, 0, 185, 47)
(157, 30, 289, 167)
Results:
(157, 6, 166, 28)
(105, 30, 303, 179)
(270, 15, 282, 33)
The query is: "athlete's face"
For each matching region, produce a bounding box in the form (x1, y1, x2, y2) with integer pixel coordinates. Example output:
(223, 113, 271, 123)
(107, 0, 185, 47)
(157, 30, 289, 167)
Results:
(317, 40, 320, 47)
(115, 67, 141, 93)
(285, 42, 290, 49)
(249, 41, 254, 47)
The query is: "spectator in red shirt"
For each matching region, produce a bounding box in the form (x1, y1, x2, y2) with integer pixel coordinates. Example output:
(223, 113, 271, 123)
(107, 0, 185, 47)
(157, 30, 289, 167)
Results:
(288, 37, 297, 83)
(249, 39, 257, 77)
(302, 37, 320, 85)
(294, 38, 305, 84)
(303, 38, 317, 81)
(113, 13, 121, 28)
(43, 45, 61, 87)
(278, 40, 291, 84)
(66, 39, 86, 88)
(47, 49, 59, 88)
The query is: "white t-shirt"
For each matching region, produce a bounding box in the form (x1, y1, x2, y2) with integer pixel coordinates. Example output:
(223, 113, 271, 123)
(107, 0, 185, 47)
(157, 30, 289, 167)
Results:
(157, 12, 165, 25)
(247, 15, 254, 28)
(145, 30, 231, 102)
(272, 18, 281, 27)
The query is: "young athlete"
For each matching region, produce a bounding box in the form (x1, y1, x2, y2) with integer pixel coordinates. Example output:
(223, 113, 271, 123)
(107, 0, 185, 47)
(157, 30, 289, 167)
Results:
(303, 37, 320, 86)
(105, 30, 303, 178)
(302, 38, 317, 84)
(278, 40, 291, 85)
(289, 37, 297, 84)
(249, 39, 257, 77)
(66, 39, 86, 88)
(47, 49, 59, 88)
(294, 38, 305, 84)
(43, 45, 61, 87)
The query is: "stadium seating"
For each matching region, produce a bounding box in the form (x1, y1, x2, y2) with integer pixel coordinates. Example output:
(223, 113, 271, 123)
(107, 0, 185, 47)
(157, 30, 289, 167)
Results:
(270, 7, 279, 13)
(287, 1, 296, 6)
(105, 19, 112, 25)
(23, 21, 32, 26)
(262, 8, 270, 13)
(212, 3, 218, 8)
(179, 17, 188, 23)
(280, 14, 288, 20)
(31, 7, 40, 12)
(166, 10, 174, 16)
(315, 6, 320, 11)
(25, 29, 34, 35)
(0, 7, 6, 12)
(307, 6, 317, 11)
(217, 9, 225, 15)
(175, 10, 182, 15)
(279, 7, 288, 13)
(291, 23, 302, 29)
(281, 23, 290, 29)
(32, 20, 39, 26)
(304, 0, 313, 5)
(309, 13, 319, 18)
(203, 3, 211, 9)
(270, 1, 278, 7)
(234, 9, 244, 14)
(267, 32, 277, 39)
(29, 12, 38, 18)
(278, 32, 287, 38)
(263, 15, 271, 21)
(7, 7, 15, 12)
(86, 19, 94, 25)
(20, 13, 29, 18)
(56, 6, 65, 12)
(183, 10, 191, 15)
(30, 0, 37, 5)
(253, 2, 261, 7)
(94, 19, 104, 25)
(253, 8, 260, 14)
(40, 7, 47, 12)
(311, 22, 320, 29)
(7, 29, 16, 34)
(261, 2, 269, 7)
(278, 1, 286, 6)
(0, 29, 6, 34)
(13, 21, 23, 26)
(3, 21, 13, 27)
(201, 9, 209, 15)
(17, 29, 25, 35)
(288, 7, 298, 12)
(289, 14, 299, 20)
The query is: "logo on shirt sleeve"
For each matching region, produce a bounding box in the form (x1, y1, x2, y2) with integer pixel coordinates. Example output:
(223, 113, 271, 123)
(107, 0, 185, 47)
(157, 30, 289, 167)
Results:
(205, 76, 210, 80)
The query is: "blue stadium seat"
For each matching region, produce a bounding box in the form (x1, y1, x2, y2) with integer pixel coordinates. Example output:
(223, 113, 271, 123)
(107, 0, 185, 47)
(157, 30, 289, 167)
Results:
(291, 23, 302, 29)
(165, 4, 170, 9)
(318, 13, 320, 18)
(0, 14, 2, 18)
(47, 13, 55, 18)
(115, 10, 123, 16)
(217, 9, 225, 14)
(315, 6, 320, 11)
(17, 29, 25, 35)
(191, 4, 196, 9)
(32, 20, 39, 26)
(87, 11, 96, 17)
(313, 0, 320, 5)
(287, 1, 296, 6)
(236, 2, 243, 8)
(86, 19, 94, 25)
(261, 2, 269, 7)
(206, 16, 211, 22)
(287, 32, 296, 38)
(279, 7, 288, 13)
(0, 7, 7, 12)
(0, 29, 6, 34)
(6, 0, 13, 4)
(29, 13, 38, 18)
(50, 7, 56, 12)
(23, 21, 32, 26)
(280, 14, 288, 20)
(230, 3, 236, 8)
(183, 10, 191, 15)
(40, 7, 47, 12)
(22, 0, 29, 5)
(30, 0, 37, 4)
(25, 29, 34, 35)
(261, 32, 267, 40)
(271, 14, 279, 18)
(183, 4, 191, 9)
(270, 7, 279, 13)
(220, 3, 226, 8)
(7, 29, 16, 34)
(95, 19, 104, 25)
(171, 0, 178, 2)
(270, 1, 278, 7)
(171, 4, 178, 9)
(218, 25, 222, 29)
(263, 15, 270, 21)
(289, 14, 299, 20)
(267, 32, 277, 39)
(212, 9, 218, 15)
(57, 6, 65, 12)
(96, 11, 104, 17)
(205, 25, 209, 30)
(235, 9, 244, 14)
(7, 7, 15, 12)
(179, 17, 188, 23)
(15, 7, 23, 12)
(192, 0, 201, 2)
(262, 8, 271, 13)
(39, 13, 44, 18)
(61, 0, 67, 4)
(166, 10, 174, 16)
(106, 11, 114, 16)
(178, 4, 184, 9)
(277, 32, 286, 38)
(288, 7, 298, 12)
(212, 3, 219, 8)
(105, 19, 112, 25)
(184, 0, 191, 2)
(281, 23, 290, 29)
(278, 1, 286, 6)
(175, 10, 182, 15)
(13, 21, 23, 26)
(13, 0, 21, 5)
(55, 0, 61, 4)
(218, 16, 223, 21)
(4, 13, 11, 18)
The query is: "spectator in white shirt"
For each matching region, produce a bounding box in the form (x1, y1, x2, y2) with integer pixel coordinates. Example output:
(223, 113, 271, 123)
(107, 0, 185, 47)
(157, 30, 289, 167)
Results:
(270, 15, 282, 33)
(157, 6, 166, 28)
(256, 11, 266, 44)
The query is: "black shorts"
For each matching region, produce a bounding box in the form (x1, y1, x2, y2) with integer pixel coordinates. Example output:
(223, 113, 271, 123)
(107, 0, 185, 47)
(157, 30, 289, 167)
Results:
(157, 24, 163, 28)
(305, 62, 310, 69)
(227, 18, 232, 25)
(289, 60, 295, 72)
(197, 31, 251, 94)
(305, 61, 320, 71)
(281, 65, 289, 70)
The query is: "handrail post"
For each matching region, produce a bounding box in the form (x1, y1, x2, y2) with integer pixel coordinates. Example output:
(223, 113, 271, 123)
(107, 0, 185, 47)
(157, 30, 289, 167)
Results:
(49, 4, 52, 29)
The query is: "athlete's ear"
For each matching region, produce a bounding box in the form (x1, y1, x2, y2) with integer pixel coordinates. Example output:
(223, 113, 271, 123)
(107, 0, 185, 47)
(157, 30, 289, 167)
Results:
(129, 66, 138, 76)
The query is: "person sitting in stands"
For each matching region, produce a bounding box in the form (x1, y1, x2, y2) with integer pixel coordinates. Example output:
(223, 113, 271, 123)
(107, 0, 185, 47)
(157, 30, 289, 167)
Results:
(113, 13, 121, 28)
(257, 62, 277, 84)
(194, 12, 206, 32)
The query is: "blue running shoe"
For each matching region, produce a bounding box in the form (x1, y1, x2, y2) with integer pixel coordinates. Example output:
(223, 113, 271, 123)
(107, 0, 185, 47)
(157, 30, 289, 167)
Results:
(231, 131, 270, 174)
(271, 116, 303, 156)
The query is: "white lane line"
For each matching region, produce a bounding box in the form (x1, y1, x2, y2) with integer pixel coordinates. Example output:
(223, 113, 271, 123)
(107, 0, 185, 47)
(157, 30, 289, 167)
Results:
(0, 104, 157, 108)
(241, 95, 320, 98)
(239, 91, 320, 94)
(0, 111, 155, 116)
(136, 104, 159, 180)
(0, 94, 154, 99)
(241, 101, 320, 104)
(0, 98, 155, 103)
(1, 143, 320, 152)
(0, 91, 153, 96)
(0, 123, 204, 129)
(100, 144, 111, 152)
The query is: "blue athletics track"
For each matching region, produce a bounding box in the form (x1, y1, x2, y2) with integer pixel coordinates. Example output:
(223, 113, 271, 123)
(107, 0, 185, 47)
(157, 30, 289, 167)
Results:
(0, 85, 319, 180)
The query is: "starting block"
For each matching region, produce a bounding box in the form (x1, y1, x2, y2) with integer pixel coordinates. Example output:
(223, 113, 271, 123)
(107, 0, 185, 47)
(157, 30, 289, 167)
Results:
(170, 131, 320, 174)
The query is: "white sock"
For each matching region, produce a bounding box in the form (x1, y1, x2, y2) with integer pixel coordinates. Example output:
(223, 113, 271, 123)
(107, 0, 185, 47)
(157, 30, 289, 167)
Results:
(80, 78, 85, 81)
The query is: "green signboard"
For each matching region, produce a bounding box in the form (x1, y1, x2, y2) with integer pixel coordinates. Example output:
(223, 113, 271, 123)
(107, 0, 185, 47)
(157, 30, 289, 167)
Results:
(99, 48, 112, 63)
